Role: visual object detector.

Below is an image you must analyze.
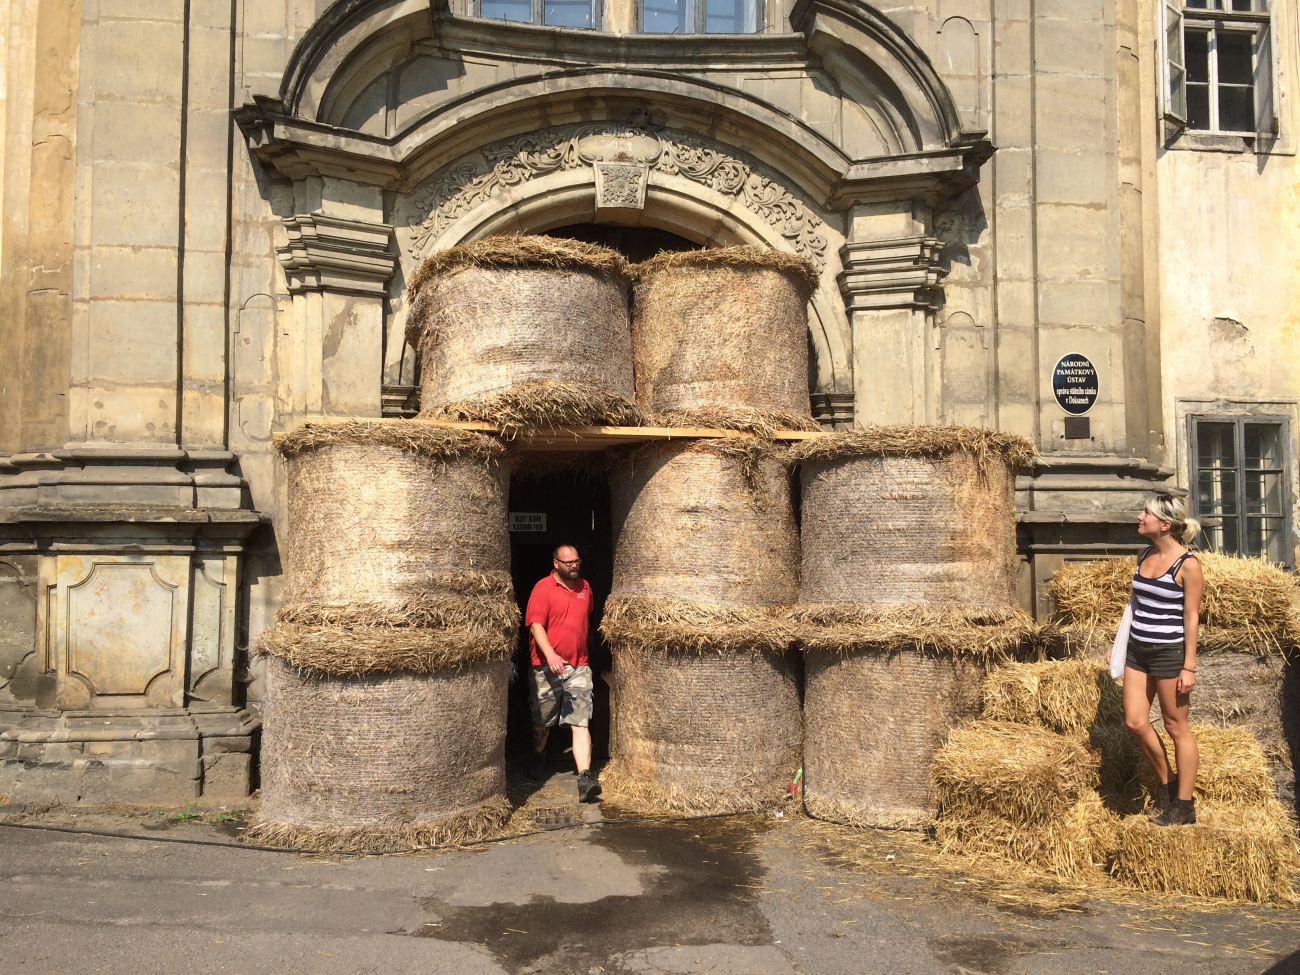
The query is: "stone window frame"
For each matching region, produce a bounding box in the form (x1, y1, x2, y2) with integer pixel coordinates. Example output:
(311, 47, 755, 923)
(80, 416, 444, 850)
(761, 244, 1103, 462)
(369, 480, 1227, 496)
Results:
(473, 0, 606, 30)
(1176, 398, 1298, 567)
(636, 0, 766, 34)
(1159, 0, 1279, 151)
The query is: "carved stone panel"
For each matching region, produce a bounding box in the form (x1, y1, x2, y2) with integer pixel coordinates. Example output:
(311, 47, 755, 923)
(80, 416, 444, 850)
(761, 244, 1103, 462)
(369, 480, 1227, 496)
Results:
(57, 555, 189, 707)
(594, 162, 648, 220)
(0, 556, 38, 685)
(190, 559, 225, 694)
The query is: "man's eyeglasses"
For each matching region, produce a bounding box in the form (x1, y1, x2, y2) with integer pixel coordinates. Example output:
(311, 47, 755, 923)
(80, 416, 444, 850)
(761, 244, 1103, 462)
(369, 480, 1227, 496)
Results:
(555, 558, 582, 567)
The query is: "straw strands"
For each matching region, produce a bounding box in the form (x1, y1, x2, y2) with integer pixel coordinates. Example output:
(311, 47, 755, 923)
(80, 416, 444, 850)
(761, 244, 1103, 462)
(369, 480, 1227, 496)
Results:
(1048, 552, 1299, 655)
(1136, 725, 1275, 808)
(982, 658, 1125, 731)
(610, 440, 798, 607)
(276, 417, 504, 462)
(651, 405, 821, 436)
(602, 644, 803, 815)
(796, 440, 1020, 610)
(257, 618, 515, 677)
(1112, 799, 1299, 904)
(631, 246, 818, 423)
(932, 721, 1100, 825)
(933, 791, 1118, 878)
(600, 595, 791, 654)
(804, 649, 990, 828)
(248, 657, 510, 853)
(422, 378, 645, 430)
(405, 235, 636, 425)
(791, 604, 1037, 659)
(274, 422, 510, 622)
(788, 425, 1038, 473)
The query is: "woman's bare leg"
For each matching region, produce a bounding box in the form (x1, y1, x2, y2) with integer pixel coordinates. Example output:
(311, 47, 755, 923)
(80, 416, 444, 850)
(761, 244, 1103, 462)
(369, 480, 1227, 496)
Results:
(1156, 677, 1199, 801)
(1123, 667, 1172, 784)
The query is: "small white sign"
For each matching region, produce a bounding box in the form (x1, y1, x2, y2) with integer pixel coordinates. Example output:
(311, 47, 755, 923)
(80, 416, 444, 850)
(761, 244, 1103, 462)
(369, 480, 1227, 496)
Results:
(509, 512, 547, 532)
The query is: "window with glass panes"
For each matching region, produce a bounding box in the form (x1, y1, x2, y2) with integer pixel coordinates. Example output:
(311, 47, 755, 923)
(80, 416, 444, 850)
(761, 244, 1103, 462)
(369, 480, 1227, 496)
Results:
(640, 0, 761, 33)
(1177, 0, 1270, 133)
(1190, 416, 1292, 564)
(478, 0, 600, 29)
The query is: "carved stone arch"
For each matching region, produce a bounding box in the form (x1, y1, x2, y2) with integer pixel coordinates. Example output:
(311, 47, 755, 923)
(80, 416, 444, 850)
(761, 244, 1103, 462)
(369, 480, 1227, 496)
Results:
(387, 125, 853, 396)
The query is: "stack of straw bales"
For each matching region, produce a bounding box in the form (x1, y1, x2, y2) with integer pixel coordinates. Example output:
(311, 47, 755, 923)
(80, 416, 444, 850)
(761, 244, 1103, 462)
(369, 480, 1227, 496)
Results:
(405, 236, 641, 428)
(1049, 553, 1299, 797)
(933, 657, 1299, 903)
(249, 420, 516, 853)
(599, 439, 803, 814)
(630, 246, 821, 434)
(791, 426, 1039, 828)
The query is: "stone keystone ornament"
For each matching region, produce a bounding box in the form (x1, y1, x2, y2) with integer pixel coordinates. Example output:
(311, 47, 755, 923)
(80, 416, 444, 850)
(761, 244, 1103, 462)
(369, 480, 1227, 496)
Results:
(1052, 354, 1099, 415)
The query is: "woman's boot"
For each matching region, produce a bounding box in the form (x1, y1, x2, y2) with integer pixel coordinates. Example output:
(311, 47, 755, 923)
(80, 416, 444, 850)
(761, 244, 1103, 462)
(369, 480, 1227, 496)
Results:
(1151, 796, 1196, 827)
(1150, 775, 1179, 819)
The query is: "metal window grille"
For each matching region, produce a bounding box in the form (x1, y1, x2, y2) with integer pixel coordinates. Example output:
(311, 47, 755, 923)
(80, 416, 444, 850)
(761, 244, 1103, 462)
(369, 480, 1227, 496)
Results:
(1189, 415, 1293, 565)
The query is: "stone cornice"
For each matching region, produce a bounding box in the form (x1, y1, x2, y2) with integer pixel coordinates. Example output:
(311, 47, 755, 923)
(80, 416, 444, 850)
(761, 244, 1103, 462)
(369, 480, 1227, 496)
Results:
(837, 237, 947, 312)
(276, 212, 397, 296)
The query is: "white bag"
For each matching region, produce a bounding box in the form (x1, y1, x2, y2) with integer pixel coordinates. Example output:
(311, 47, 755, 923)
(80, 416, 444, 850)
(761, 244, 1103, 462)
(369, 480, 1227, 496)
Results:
(1109, 598, 1134, 679)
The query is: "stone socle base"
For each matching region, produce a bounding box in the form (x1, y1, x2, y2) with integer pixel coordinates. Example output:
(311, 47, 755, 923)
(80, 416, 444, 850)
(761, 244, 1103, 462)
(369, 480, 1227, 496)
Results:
(0, 705, 259, 806)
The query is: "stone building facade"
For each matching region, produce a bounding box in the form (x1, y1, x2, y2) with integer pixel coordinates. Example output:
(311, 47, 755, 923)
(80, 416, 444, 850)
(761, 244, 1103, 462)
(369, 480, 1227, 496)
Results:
(1, 0, 1297, 803)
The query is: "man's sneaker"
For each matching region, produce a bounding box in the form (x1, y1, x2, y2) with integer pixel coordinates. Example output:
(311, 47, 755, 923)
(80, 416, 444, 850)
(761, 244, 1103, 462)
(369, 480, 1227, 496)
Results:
(528, 751, 546, 780)
(576, 771, 601, 803)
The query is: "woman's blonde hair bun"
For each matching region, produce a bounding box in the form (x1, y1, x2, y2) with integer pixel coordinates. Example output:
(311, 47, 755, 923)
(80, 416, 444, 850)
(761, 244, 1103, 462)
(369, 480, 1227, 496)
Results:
(1144, 493, 1201, 546)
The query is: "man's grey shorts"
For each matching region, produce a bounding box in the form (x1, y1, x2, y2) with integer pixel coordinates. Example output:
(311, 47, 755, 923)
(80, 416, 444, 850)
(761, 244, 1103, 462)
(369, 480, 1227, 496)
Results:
(529, 664, 593, 728)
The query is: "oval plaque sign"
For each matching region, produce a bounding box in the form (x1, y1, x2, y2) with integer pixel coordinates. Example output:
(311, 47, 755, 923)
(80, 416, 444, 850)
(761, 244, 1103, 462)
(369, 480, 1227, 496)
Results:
(1052, 354, 1098, 416)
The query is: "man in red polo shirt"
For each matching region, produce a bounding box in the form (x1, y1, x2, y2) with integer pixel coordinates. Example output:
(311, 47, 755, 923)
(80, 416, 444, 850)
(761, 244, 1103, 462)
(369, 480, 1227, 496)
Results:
(526, 543, 600, 802)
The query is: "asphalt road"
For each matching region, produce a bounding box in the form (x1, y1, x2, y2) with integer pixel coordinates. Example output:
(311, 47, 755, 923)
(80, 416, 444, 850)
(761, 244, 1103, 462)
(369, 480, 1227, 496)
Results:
(4, 781, 1300, 975)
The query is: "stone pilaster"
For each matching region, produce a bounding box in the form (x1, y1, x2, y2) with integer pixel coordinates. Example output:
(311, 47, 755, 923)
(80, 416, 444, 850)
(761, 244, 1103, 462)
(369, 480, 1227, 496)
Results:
(838, 202, 947, 426)
(275, 177, 397, 421)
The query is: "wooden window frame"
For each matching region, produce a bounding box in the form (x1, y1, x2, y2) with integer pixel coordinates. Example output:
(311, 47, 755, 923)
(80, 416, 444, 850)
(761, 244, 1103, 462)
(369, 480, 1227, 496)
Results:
(474, 0, 604, 29)
(1160, 1, 1277, 142)
(1187, 413, 1293, 566)
(636, 0, 764, 34)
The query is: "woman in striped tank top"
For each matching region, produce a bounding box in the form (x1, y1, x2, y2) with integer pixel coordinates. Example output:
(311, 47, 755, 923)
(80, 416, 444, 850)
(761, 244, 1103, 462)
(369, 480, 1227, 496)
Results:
(1106, 494, 1204, 826)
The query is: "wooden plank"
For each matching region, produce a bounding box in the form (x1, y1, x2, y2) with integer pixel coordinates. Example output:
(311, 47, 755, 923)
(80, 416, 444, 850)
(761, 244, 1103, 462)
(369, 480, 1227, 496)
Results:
(307, 416, 829, 448)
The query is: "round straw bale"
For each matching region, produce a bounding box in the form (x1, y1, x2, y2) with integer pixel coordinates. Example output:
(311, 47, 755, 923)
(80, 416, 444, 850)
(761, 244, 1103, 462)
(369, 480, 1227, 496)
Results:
(631, 247, 819, 426)
(257, 618, 515, 676)
(803, 649, 994, 828)
(247, 656, 510, 853)
(602, 644, 803, 814)
(792, 427, 1032, 610)
(274, 420, 511, 628)
(610, 440, 799, 607)
(405, 236, 637, 426)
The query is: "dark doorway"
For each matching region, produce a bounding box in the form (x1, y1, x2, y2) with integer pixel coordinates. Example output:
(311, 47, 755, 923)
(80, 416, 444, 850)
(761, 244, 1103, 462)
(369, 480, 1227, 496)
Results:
(507, 469, 615, 764)
(544, 223, 699, 263)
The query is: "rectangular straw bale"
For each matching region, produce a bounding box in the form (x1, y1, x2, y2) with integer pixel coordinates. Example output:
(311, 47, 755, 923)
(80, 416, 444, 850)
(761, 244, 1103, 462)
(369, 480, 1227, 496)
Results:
(982, 659, 1124, 732)
(1048, 552, 1299, 655)
(934, 790, 1120, 879)
(1112, 799, 1299, 904)
(1136, 724, 1275, 807)
(932, 721, 1099, 825)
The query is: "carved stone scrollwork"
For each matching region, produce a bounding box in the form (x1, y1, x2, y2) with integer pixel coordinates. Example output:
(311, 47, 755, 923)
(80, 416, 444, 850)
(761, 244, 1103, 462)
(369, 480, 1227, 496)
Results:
(407, 125, 829, 268)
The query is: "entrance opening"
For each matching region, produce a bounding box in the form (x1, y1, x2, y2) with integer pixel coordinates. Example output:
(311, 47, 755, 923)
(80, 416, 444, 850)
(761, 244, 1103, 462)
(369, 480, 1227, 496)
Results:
(544, 223, 698, 262)
(507, 469, 615, 762)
